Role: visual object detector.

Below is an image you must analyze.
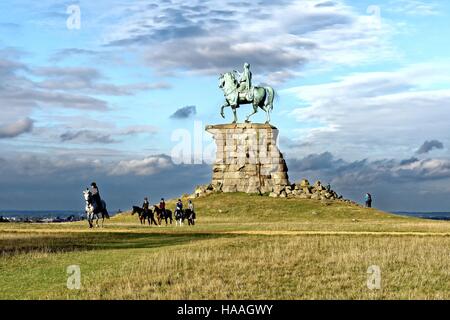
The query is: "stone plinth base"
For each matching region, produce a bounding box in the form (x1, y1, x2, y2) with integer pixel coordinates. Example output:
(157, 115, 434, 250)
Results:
(206, 123, 290, 194)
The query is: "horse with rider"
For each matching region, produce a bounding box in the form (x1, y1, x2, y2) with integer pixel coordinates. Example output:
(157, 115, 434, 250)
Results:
(132, 197, 196, 227)
(83, 182, 109, 228)
(219, 62, 275, 124)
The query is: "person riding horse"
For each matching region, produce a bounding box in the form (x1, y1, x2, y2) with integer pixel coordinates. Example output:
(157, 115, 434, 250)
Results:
(219, 63, 275, 124)
(142, 197, 150, 214)
(160, 198, 167, 218)
(90, 182, 103, 214)
(132, 197, 157, 225)
(236, 62, 253, 101)
(187, 199, 196, 225)
(174, 199, 185, 226)
(83, 184, 109, 228)
(175, 199, 183, 213)
(142, 197, 156, 224)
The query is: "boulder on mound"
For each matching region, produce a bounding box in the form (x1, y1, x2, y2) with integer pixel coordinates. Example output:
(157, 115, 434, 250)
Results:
(192, 178, 346, 203)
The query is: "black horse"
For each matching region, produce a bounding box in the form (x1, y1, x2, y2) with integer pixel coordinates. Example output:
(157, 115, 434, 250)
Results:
(153, 205, 173, 225)
(184, 208, 196, 226)
(131, 206, 157, 225)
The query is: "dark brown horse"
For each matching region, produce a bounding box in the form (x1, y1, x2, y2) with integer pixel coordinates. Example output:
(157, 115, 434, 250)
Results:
(184, 208, 196, 226)
(153, 205, 173, 225)
(131, 206, 157, 225)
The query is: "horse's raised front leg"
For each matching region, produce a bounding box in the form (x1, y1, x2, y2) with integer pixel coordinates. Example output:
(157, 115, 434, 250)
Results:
(220, 101, 229, 119)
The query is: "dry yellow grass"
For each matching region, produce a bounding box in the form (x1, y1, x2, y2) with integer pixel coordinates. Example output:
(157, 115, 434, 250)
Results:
(0, 193, 449, 299)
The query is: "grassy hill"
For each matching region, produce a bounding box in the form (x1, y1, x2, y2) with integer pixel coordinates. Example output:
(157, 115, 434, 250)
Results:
(0, 193, 449, 299)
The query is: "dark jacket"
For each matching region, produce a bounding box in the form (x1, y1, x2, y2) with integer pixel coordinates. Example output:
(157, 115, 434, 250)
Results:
(91, 186, 102, 210)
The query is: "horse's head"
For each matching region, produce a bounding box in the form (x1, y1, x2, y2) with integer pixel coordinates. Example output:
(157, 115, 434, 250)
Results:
(219, 72, 237, 91)
(83, 189, 91, 202)
(131, 206, 139, 215)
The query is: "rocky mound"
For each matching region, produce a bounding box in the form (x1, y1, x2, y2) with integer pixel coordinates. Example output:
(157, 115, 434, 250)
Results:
(193, 179, 357, 204)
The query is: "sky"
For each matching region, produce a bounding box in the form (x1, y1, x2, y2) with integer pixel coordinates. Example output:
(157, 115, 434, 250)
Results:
(1, 0, 450, 212)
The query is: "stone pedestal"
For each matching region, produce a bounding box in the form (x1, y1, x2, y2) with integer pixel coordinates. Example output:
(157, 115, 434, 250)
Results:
(206, 123, 290, 194)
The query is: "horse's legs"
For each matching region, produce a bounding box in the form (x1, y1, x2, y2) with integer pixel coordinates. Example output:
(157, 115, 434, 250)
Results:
(265, 105, 271, 124)
(245, 104, 258, 123)
(232, 106, 238, 123)
(220, 102, 229, 119)
(262, 87, 272, 124)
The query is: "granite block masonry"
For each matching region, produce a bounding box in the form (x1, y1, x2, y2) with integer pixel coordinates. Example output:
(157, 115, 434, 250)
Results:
(205, 123, 290, 194)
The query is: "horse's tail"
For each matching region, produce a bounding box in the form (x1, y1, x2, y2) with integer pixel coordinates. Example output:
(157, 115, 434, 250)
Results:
(101, 200, 110, 219)
(265, 86, 274, 112)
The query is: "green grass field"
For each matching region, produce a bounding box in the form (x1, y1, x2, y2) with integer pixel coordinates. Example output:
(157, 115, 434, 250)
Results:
(1, 193, 449, 299)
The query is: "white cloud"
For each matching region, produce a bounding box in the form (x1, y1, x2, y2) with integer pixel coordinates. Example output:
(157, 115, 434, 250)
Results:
(387, 0, 440, 16)
(395, 158, 450, 179)
(110, 154, 174, 176)
(284, 63, 450, 160)
(0, 118, 34, 139)
(102, 0, 396, 80)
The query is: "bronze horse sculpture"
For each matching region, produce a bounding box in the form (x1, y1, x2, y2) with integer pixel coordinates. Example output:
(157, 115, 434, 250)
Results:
(219, 71, 275, 124)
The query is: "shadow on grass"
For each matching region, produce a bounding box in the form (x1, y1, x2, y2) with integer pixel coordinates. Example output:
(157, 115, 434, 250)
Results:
(0, 232, 234, 257)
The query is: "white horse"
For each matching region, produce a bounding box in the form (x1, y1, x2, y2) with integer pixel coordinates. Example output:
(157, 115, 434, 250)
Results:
(83, 189, 100, 228)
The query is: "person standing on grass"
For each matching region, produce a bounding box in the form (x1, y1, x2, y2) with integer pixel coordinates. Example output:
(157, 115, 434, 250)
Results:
(365, 193, 372, 208)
